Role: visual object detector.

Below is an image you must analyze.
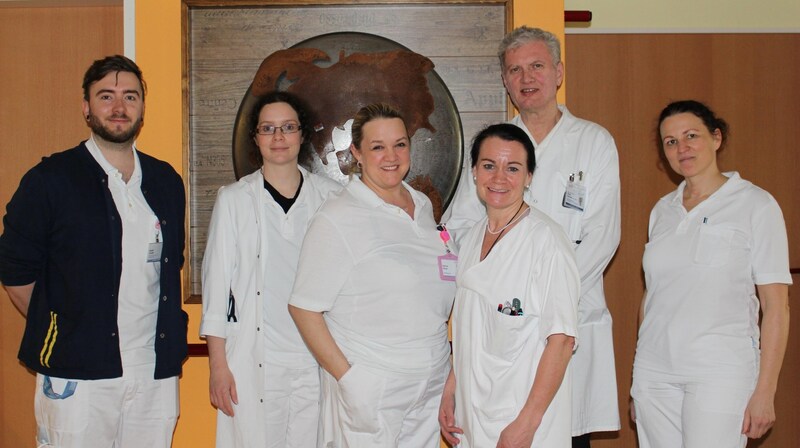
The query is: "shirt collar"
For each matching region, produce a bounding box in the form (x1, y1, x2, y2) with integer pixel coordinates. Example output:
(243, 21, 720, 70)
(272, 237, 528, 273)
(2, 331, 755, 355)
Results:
(511, 104, 570, 149)
(348, 176, 419, 210)
(671, 171, 741, 205)
(85, 134, 142, 183)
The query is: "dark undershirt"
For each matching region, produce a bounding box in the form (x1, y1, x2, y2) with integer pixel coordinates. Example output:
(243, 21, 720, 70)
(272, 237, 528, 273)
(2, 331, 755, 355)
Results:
(263, 174, 303, 214)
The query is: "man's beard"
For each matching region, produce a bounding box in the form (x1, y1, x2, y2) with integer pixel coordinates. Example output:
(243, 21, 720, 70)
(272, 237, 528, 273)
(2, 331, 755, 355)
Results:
(87, 112, 143, 144)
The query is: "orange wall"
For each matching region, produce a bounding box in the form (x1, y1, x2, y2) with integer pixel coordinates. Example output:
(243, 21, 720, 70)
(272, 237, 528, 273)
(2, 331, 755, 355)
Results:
(134, 1, 562, 446)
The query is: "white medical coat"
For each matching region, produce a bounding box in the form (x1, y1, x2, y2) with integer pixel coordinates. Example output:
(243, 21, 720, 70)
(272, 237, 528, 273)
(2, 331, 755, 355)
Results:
(452, 208, 579, 447)
(200, 168, 340, 447)
(446, 105, 621, 434)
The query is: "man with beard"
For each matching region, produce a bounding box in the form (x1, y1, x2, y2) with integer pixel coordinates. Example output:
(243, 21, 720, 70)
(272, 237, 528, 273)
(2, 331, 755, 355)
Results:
(0, 55, 187, 448)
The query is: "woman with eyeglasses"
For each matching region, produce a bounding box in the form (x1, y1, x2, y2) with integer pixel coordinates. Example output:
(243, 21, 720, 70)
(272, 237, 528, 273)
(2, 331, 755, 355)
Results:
(289, 103, 456, 447)
(200, 91, 341, 448)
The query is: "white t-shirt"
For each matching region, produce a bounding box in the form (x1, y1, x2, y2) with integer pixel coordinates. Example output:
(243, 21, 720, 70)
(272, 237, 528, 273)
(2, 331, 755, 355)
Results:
(289, 177, 456, 378)
(635, 172, 792, 382)
(452, 208, 579, 447)
(87, 136, 160, 370)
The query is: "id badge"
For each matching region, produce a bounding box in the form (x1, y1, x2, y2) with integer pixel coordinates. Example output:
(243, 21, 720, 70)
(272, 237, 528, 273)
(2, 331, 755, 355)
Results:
(438, 253, 458, 281)
(562, 172, 586, 211)
(147, 242, 163, 263)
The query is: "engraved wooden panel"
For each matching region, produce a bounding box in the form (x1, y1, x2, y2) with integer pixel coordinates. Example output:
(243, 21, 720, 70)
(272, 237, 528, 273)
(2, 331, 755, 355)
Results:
(565, 33, 800, 448)
(185, 1, 509, 298)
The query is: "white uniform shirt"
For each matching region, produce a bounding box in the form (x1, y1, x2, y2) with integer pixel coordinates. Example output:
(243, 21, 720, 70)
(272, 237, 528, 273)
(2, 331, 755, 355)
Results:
(446, 105, 621, 433)
(289, 177, 456, 377)
(200, 168, 340, 448)
(452, 208, 579, 447)
(635, 172, 792, 383)
(260, 176, 333, 366)
(87, 136, 160, 371)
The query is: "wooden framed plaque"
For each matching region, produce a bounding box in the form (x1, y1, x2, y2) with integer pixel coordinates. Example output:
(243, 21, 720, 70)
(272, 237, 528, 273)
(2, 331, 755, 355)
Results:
(183, 0, 511, 302)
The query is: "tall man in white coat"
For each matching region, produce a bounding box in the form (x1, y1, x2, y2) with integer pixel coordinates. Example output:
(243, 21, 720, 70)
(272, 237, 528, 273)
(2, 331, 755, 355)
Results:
(445, 26, 621, 447)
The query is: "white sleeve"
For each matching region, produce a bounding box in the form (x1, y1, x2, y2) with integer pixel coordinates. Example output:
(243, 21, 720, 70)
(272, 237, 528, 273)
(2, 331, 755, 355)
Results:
(289, 212, 355, 312)
(751, 194, 792, 285)
(573, 133, 621, 295)
(443, 160, 485, 250)
(537, 230, 580, 344)
(200, 187, 238, 339)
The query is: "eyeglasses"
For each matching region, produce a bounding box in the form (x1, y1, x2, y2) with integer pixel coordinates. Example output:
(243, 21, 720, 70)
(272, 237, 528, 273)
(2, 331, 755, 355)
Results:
(255, 123, 301, 135)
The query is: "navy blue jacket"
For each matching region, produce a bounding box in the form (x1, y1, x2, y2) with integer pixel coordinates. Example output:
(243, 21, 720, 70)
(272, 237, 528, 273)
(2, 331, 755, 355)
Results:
(0, 142, 188, 380)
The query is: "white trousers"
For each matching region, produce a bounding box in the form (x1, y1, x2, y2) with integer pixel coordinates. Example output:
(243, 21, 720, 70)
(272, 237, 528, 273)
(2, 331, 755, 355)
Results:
(34, 366, 178, 448)
(319, 362, 449, 448)
(264, 364, 320, 448)
(631, 378, 753, 448)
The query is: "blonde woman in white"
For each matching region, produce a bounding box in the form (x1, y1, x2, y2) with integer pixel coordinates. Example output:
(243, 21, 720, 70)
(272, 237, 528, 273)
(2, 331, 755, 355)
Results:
(290, 103, 456, 448)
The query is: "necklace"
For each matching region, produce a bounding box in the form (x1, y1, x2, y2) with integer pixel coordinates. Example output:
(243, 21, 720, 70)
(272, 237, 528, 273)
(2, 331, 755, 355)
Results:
(483, 202, 528, 260)
(486, 201, 527, 235)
